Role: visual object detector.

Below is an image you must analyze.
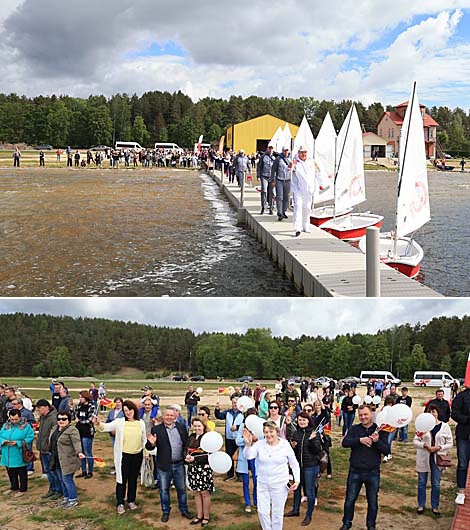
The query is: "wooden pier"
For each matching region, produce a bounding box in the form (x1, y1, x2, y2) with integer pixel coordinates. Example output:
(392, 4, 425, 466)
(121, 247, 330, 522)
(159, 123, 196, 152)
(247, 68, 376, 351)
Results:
(207, 171, 440, 297)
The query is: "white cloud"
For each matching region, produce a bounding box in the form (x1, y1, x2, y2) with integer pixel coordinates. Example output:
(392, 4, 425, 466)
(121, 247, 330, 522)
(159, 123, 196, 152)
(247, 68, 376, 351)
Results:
(0, 2, 469, 107)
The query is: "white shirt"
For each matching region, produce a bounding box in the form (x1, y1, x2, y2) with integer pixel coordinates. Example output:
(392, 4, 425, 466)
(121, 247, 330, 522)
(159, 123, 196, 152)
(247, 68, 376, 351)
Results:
(292, 158, 321, 196)
(243, 438, 300, 485)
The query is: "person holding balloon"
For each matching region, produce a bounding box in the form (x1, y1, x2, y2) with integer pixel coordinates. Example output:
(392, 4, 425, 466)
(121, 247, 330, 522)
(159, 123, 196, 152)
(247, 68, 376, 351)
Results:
(215, 397, 242, 481)
(340, 404, 389, 530)
(184, 417, 214, 526)
(236, 408, 259, 513)
(414, 405, 453, 515)
(341, 389, 360, 436)
(243, 420, 300, 530)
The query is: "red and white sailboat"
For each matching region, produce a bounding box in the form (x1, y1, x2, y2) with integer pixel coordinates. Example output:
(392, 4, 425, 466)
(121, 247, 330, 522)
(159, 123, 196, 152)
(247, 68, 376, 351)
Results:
(358, 83, 430, 278)
(321, 105, 383, 240)
(310, 112, 352, 226)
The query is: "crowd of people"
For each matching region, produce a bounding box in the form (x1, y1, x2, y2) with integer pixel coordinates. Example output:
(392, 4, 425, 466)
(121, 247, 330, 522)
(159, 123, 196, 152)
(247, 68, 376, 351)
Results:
(0, 375, 469, 530)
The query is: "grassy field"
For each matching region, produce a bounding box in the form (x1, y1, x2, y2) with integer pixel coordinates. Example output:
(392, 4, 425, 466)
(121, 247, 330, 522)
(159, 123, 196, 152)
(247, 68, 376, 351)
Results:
(0, 375, 459, 529)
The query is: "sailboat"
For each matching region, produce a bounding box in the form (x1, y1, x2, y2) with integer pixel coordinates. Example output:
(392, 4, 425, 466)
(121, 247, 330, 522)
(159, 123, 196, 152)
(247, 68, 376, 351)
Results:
(321, 104, 383, 240)
(310, 112, 352, 226)
(293, 115, 314, 156)
(358, 83, 430, 278)
(270, 126, 284, 153)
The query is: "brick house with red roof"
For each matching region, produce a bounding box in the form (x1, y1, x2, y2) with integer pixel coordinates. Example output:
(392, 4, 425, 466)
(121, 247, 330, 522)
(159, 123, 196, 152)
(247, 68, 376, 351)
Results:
(377, 101, 439, 159)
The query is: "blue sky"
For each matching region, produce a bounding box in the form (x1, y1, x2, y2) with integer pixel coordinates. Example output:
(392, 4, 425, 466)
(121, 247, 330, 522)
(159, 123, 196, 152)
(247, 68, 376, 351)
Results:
(1, 1, 470, 109)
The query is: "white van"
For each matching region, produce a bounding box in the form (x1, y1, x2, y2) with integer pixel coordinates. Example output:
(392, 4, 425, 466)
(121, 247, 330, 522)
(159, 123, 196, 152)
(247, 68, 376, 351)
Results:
(413, 371, 459, 387)
(360, 370, 401, 386)
(115, 141, 143, 152)
(154, 142, 182, 153)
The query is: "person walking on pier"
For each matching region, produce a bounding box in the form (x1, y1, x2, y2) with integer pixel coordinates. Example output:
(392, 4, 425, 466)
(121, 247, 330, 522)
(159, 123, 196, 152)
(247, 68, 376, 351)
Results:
(234, 149, 251, 188)
(257, 144, 276, 214)
(291, 146, 323, 237)
(271, 146, 291, 221)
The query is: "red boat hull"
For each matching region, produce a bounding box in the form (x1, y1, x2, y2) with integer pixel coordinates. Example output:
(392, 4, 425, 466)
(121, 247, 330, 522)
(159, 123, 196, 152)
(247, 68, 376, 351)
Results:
(382, 259, 420, 278)
(323, 220, 383, 240)
(310, 216, 330, 227)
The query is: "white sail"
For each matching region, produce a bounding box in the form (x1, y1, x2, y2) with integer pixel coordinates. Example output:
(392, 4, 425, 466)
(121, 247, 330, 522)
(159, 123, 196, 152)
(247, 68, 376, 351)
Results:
(334, 104, 366, 212)
(395, 85, 430, 237)
(270, 126, 284, 152)
(314, 112, 336, 203)
(293, 115, 314, 158)
(282, 123, 292, 151)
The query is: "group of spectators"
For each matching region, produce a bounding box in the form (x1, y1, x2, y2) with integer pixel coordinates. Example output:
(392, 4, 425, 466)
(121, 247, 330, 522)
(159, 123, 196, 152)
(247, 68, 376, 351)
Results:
(0, 376, 469, 530)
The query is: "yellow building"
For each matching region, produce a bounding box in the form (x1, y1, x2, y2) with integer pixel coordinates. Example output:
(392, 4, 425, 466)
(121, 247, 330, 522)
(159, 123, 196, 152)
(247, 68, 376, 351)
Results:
(226, 114, 300, 154)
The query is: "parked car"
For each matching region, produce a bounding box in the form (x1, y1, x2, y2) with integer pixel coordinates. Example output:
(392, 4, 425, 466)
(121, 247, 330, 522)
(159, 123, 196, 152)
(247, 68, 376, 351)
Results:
(190, 375, 205, 382)
(237, 375, 253, 383)
(172, 374, 188, 381)
(342, 376, 360, 385)
(90, 145, 111, 151)
(288, 376, 302, 384)
(33, 144, 53, 150)
(315, 376, 336, 387)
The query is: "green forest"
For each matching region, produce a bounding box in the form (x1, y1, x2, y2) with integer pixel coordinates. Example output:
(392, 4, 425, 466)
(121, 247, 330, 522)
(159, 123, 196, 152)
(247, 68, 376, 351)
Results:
(0, 91, 469, 155)
(0, 313, 468, 381)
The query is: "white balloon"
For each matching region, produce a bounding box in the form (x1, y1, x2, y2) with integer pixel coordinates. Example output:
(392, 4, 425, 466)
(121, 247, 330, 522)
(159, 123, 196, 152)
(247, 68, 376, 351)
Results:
(352, 395, 362, 405)
(237, 396, 254, 412)
(245, 415, 265, 439)
(375, 408, 389, 427)
(364, 395, 373, 404)
(415, 412, 436, 434)
(209, 451, 232, 474)
(387, 404, 413, 428)
(196, 387, 203, 394)
(200, 431, 223, 453)
(372, 395, 382, 405)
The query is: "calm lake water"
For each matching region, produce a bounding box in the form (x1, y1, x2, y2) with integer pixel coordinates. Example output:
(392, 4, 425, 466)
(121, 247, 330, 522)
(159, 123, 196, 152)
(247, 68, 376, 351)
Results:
(0, 168, 297, 297)
(0, 168, 467, 297)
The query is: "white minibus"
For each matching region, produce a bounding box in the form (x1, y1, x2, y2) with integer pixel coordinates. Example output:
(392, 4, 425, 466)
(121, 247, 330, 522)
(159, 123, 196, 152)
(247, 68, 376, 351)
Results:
(115, 141, 143, 152)
(154, 142, 182, 152)
(413, 371, 459, 387)
(359, 370, 401, 386)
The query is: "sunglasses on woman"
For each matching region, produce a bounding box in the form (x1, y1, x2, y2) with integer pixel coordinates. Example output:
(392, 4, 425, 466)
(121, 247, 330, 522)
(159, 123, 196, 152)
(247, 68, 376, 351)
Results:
(57, 417, 68, 421)
(269, 406, 278, 410)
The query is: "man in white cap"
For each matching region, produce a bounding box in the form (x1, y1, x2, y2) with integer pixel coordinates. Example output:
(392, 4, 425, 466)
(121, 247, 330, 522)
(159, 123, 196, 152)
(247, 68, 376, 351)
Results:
(291, 146, 323, 237)
(271, 146, 291, 220)
(234, 149, 251, 187)
(256, 144, 276, 214)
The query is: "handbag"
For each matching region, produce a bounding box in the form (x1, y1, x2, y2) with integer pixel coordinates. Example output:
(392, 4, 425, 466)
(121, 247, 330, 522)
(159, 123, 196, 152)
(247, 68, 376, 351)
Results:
(318, 450, 329, 473)
(21, 441, 37, 463)
(142, 458, 154, 488)
(436, 453, 451, 468)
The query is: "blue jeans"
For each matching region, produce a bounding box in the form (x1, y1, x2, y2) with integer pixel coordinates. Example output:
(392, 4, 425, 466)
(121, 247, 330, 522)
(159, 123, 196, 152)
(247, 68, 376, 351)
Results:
(56, 467, 78, 501)
(260, 176, 274, 211)
(80, 437, 94, 473)
(417, 455, 442, 509)
(294, 465, 320, 518)
(41, 453, 62, 493)
(456, 436, 470, 489)
(343, 468, 380, 529)
(342, 412, 355, 436)
(158, 463, 188, 514)
(398, 425, 409, 442)
(387, 429, 397, 453)
(241, 459, 257, 507)
(187, 405, 197, 427)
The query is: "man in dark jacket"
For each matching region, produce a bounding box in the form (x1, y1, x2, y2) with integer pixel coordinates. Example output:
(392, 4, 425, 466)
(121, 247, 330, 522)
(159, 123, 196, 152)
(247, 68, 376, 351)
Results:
(426, 389, 451, 423)
(271, 146, 291, 221)
(145, 405, 192, 523)
(451, 371, 470, 506)
(36, 399, 62, 499)
(184, 385, 200, 427)
(257, 144, 276, 214)
(339, 404, 389, 530)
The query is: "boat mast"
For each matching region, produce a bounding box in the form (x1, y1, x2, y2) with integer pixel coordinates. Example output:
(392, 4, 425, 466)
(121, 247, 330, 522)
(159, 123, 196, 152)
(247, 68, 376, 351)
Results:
(333, 106, 354, 220)
(393, 81, 417, 256)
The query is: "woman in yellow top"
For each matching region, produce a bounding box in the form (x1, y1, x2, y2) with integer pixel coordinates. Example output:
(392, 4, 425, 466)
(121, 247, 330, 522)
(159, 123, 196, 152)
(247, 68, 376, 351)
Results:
(198, 406, 216, 431)
(94, 400, 148, 515)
